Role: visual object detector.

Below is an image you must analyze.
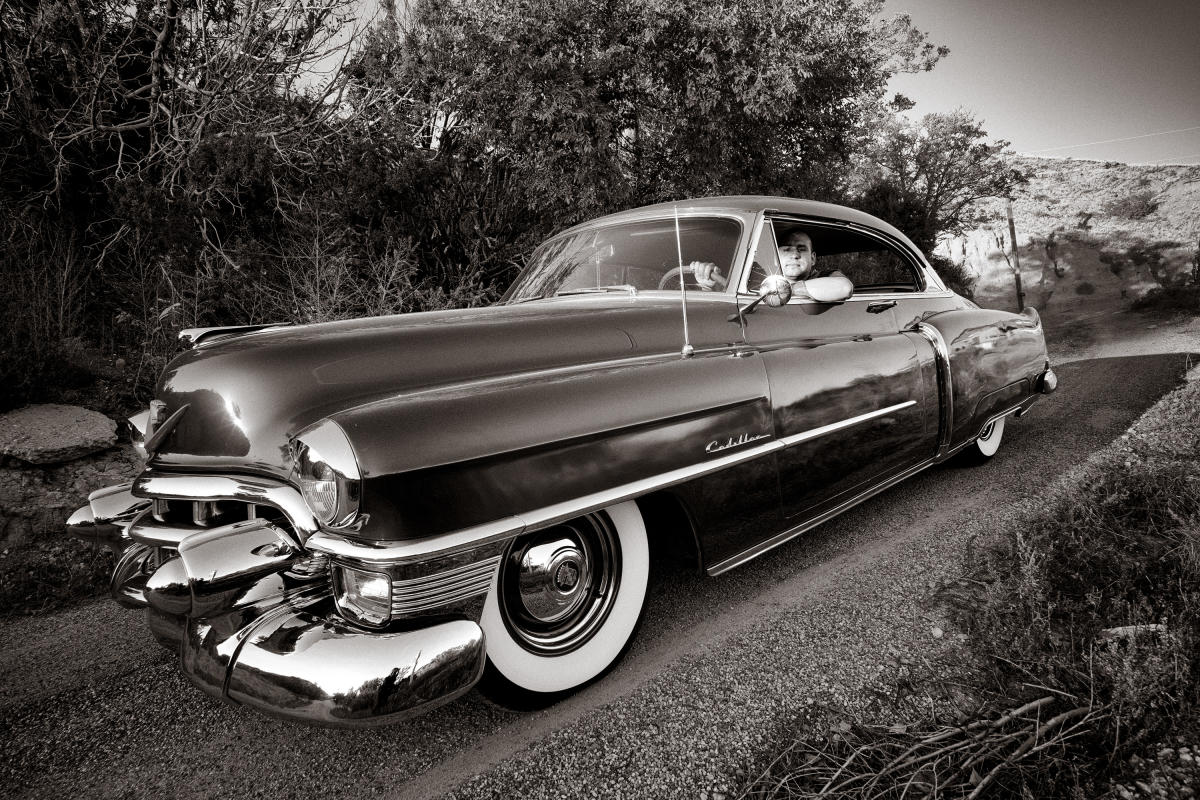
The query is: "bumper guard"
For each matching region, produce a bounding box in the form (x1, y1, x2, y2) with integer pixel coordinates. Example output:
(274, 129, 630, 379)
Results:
(68, 480, 489, 726)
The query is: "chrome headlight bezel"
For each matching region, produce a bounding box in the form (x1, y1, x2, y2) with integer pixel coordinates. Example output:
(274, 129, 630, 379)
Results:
(290, 419, 361, 529)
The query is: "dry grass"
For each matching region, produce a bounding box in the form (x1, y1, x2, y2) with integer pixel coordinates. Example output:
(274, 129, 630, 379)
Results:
(741, 697, 1103, 799)
(738, 368, 1200, 799)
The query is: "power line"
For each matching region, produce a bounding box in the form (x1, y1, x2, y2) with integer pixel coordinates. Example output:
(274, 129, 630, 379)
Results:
(1026, 125, 1200, 154)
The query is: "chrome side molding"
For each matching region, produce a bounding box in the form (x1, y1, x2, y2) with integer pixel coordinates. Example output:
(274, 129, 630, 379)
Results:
(309, 399, 919, 565)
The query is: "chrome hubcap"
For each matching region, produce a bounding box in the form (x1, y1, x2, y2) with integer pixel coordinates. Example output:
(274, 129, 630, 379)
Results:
(517, 538, 592, 623)
(979, 421, 996, 440)
(498, 513, 621, 656)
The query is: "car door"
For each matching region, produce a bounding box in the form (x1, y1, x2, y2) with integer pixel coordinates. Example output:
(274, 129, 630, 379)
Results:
(738, 218, 935, 521)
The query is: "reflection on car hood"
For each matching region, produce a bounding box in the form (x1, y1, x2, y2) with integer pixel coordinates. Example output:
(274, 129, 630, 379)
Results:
(150, 297, 735, 477)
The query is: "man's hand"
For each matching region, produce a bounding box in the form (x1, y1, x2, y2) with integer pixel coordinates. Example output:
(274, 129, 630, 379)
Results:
(690, 261, 727, 291)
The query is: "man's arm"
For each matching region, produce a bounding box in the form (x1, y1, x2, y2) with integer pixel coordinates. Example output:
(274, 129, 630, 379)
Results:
(690, 261, 727, 291)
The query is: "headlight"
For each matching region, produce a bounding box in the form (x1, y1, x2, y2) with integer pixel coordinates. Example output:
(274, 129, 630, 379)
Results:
(333, 564, 391, 627)
(290, 419, 361, 528)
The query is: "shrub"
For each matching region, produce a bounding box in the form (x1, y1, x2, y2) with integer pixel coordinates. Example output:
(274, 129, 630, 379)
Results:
(948, 380, 1200, 793)
(1103, 190, 1159, 219)
(1131, 284, 1200, 314)
(928, 253, 976, 299)
(0, 539, 115, 619)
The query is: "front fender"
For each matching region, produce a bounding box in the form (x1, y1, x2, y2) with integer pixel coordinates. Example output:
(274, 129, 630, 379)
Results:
(335, 348, 772, 541)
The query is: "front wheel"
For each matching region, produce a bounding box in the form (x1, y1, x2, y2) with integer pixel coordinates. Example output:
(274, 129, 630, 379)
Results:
(478, 501, 649, 708)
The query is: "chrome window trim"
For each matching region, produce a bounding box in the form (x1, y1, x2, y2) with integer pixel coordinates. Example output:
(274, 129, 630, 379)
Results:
(308, 399, 917, 566)
(737, 215, 939, 299)
(507, 211, 753, 301)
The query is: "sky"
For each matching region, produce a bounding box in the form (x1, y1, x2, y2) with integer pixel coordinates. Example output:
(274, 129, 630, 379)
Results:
(884, 0, 1200, 164)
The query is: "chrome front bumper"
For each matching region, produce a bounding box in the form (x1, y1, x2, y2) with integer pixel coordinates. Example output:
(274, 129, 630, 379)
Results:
(67, 479, 489, 726)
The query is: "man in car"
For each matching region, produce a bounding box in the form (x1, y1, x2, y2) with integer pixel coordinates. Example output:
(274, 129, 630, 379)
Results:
(778, 230, 818, 284)
(689, 229, 840, 293)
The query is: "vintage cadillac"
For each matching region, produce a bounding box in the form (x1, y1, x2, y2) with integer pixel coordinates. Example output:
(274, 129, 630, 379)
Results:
(67, 196, 1056, 726)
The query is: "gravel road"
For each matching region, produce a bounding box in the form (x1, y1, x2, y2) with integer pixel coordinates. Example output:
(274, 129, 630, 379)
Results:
(1, 346, 1195, 800)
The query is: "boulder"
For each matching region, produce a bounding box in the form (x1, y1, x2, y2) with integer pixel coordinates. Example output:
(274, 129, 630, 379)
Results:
(0, 404, 118, 465)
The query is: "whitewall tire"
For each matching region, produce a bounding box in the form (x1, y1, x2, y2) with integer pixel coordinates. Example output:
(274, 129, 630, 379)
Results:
(479, 500, 649, 705)
(960, 414, 1006, 464)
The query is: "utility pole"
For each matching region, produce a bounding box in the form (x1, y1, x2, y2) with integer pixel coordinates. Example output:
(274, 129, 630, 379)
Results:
(1007, 199, 1025, 311)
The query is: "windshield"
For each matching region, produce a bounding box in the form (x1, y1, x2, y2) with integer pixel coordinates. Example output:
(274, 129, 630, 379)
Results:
(507, 216, 743, 302)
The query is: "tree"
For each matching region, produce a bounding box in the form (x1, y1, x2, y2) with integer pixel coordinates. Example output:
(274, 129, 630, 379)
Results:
(853, 110, 1026, 255)
(347, 0, 948, 286)
(0, 0, 360, 405)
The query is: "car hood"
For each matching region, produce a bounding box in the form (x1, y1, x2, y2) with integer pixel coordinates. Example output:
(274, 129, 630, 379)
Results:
(150, 297, 740, 478)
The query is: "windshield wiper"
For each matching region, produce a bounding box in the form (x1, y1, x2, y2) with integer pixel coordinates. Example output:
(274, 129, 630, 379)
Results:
(555, 285, 638, 297)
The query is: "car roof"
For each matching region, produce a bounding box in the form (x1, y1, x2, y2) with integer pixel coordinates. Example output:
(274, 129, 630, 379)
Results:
(556, 195, 918, 251)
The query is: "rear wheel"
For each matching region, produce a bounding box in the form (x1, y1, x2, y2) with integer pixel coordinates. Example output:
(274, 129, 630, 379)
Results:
(960, 415, 1006, 464)
(478, 501, 649, 708)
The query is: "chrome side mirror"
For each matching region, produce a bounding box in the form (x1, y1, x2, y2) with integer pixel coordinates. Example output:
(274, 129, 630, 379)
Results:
(759, 274, 792, 307)
(803, 276, 854, 303)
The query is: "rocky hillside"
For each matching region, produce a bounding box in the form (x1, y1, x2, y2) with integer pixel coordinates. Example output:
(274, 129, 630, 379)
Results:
(939, 156, 1200, 319)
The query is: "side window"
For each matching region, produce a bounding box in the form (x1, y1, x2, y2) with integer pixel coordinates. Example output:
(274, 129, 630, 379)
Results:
(773, 221, 923, 293)
(743, 222, 782, 291)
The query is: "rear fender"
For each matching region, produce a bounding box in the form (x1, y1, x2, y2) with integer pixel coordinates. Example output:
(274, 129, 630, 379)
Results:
(916, 308, 1049, 453)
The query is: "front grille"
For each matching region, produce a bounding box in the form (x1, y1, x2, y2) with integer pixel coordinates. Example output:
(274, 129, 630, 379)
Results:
(152, 498, 273, 527)
(132, 499, 293, 548)
(391, 556, 501, 616)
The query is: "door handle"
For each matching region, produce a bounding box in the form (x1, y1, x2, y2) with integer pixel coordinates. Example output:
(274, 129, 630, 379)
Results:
(867, 300, 897, 314)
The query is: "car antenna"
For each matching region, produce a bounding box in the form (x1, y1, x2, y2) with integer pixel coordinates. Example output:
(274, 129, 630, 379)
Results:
(673, 204, 694, 358)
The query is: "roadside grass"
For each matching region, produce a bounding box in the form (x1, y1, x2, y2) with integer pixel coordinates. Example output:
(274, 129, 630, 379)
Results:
(0, 538, 115, 618)
(1132, 284, 1200, 316)
(738, 371, 1200, 799)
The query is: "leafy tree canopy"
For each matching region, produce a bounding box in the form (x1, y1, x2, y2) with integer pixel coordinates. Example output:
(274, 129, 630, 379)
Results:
(353, 0, 948, 238)
(853, 110, 1027, 255)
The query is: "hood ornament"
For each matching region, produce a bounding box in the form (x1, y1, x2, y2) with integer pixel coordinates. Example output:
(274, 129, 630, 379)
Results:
(143, 404, 190, 458)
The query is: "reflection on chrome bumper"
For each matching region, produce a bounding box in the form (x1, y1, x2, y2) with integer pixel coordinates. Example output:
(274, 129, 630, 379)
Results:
(144, 512, 485, 726)
(161, 590, 485, 726)
(66, 483, 150, 555)
(228, 611, 483, 726)
(70, 478, 490, 725)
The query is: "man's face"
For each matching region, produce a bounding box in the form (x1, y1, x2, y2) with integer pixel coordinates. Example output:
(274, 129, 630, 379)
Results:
(779, 232, 816, 280)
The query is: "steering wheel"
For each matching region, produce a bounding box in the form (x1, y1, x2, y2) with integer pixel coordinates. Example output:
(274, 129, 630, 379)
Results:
(657, 265, 694, 290)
